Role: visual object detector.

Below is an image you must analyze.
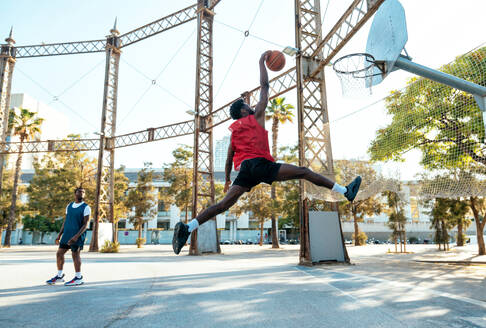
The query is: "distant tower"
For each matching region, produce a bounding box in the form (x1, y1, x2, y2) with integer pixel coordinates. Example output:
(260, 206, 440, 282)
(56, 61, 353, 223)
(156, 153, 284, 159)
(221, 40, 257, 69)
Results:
(214, 135, 230, 171)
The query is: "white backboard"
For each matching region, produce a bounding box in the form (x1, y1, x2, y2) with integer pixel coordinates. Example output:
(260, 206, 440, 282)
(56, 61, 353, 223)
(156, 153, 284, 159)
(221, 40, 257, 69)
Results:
(365, 0, 408, 86)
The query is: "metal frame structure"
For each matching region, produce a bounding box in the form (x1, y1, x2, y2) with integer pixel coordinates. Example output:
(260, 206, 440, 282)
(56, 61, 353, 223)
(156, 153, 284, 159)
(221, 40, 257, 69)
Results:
(295, 0, 384, 264)
(190, 0, 220, 255)
(0, 0, 384, 255)
(90, 24, 121, 251)
(0, 29, 15, 196)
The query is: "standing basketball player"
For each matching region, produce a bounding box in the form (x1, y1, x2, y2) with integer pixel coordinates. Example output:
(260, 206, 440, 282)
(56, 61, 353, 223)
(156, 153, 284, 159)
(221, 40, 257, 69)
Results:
(46, 187, 91, 286)
(172, 51, 361, 254)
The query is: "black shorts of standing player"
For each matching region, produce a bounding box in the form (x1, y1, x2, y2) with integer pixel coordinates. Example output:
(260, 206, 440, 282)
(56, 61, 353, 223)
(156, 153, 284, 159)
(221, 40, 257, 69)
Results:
(232, 157, 282, 191)
(59, 243, 84, 252)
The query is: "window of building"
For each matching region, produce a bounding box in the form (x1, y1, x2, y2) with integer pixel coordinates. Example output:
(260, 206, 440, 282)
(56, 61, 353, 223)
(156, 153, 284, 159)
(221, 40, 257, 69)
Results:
(157, 221, 170, 230)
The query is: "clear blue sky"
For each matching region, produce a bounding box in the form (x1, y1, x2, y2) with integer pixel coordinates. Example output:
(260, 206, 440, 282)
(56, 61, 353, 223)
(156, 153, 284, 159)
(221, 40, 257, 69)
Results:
(1, 0, 485, 178)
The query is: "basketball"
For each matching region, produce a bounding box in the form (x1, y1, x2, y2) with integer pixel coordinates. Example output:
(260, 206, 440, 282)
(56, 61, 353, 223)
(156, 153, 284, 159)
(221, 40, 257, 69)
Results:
(265, 50, 285, 71)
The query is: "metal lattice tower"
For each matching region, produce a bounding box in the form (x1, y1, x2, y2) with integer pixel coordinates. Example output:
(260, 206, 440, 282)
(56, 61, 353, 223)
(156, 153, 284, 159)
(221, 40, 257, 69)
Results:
(190, 0, 220, 255)
(295, 0, 384, 264)
(90, 23, 121, 251)
(295, 0, 335, 264)
(0, 29, 15, 195)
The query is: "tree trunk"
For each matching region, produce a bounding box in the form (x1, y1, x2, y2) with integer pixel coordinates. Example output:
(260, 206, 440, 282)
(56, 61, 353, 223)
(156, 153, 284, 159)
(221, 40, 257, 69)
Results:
(259, 221, 264, 246)
(470, 196, 486, 255)
(353, 211, 360, 246)
(4, 139, 24, 247)
(185, 204, 188, 224)
(113, 222, 119, 243)
(394, 236, 397, 252)
(457, 220, 464, 246)
(399, 228, 403, 253)
(403, 229, 407, 253)
(137, 220, 142, 248)
(270, 185, 279, 248)
(270, 117, 279, 248)
(0, 227, 3, 247)
(441, 220, 449, 251)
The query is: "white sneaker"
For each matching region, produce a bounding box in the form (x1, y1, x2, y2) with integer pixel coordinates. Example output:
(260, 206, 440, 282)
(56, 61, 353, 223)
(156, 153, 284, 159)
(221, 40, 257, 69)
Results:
(46, 274, 65, 285)
(64, 276, 84, 286)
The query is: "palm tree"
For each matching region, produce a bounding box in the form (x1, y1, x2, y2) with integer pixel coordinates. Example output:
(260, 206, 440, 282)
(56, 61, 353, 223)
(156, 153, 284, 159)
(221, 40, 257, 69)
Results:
(3, 108, 43, 247)
(265, 97, 294, 248)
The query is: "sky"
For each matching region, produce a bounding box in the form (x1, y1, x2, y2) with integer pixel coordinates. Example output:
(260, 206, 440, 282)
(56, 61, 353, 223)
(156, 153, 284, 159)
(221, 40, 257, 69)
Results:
(1, 0, 485, 177)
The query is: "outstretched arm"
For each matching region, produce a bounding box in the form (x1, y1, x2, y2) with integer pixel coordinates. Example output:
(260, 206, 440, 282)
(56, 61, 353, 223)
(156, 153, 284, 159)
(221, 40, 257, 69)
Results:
(254, 51, 272, 127)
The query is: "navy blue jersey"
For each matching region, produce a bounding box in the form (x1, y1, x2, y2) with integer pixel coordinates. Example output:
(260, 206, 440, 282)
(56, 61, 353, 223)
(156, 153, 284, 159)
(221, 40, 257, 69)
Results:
(60, 202, 89, 245)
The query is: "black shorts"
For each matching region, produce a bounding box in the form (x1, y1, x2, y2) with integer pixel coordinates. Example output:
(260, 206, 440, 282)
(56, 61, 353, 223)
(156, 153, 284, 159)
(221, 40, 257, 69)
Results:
(59, 243, 84, 252)
(233, 157, 282, 190)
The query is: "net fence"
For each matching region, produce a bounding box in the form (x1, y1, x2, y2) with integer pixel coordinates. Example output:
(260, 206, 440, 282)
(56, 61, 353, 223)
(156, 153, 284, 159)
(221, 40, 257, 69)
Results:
(306, 46, 486, 203)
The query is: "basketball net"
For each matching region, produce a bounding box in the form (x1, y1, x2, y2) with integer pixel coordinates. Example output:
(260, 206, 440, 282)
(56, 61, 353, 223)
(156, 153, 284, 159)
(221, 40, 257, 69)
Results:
(333, 53, 379, 98)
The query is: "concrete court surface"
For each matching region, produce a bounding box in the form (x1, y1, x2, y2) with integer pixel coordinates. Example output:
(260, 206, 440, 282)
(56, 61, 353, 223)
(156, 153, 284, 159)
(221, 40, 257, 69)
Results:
(0, 244, 485, 328)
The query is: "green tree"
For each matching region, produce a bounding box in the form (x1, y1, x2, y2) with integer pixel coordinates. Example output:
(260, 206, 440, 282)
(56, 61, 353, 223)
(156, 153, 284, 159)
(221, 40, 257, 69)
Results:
(368, 48, 486, 253)
(126, 163, 157, 248)
(265, 97, 294, 248)
(0, 108, 16, 197)
(277, 145, 300, 230)
(383, 188, 407, 252)
(421, 172, 484, 253)
(448, 199, 470, 246)
(22, 214, 62, 244)
(161, 146, 193, 223)
(427, 198, 454, 251)
(0, 170, 21, 245)
(335, 160, 382, 246)
(4, 108, 43, 247)
(26, 135, 97, 220)
(469, 196, 486, 255)
(113, 166, 129, 243)
(369, 47, 486, 169)
(231, 184, 273, 246)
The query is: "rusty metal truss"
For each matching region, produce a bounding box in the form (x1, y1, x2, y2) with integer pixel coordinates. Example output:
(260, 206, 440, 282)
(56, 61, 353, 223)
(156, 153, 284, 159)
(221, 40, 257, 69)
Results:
(0, 120, 195, 154)
(309, 0, 384, 78)
(190, 0, 220, 255)
(14, 4, 198, 59)
(90, 26, 121, 251)
(119, 4, 198, 48)
(16, 40, 106, 58)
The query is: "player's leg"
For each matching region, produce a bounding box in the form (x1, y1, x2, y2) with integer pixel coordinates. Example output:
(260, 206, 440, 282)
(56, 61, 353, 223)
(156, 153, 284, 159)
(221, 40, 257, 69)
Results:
(275, 163, 334, 188)
(172, 185, 248, 254)
(72, 249, 81, 273)
(46, 247, 68, 285)
(56, 247, 68, 270)
(195, 185, 248, 226)
(274, 163, 361, 201)
(65, 248, 84, 286)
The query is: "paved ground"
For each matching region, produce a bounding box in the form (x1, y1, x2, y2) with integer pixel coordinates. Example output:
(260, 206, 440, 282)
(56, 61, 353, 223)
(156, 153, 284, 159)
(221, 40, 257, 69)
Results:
(0, 244, 485, 328)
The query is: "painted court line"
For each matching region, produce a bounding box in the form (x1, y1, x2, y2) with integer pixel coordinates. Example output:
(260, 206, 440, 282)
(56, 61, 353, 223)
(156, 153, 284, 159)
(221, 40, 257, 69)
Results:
(297, 265, 486, 310)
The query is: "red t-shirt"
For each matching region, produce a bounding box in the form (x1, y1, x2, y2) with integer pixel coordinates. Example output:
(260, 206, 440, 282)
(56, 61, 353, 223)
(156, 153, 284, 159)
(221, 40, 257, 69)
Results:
(229, 115, 274, 170)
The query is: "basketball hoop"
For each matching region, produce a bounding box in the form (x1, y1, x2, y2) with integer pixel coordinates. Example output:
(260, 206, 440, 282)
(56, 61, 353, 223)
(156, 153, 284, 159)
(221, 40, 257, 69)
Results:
(333, 53, 384, 97)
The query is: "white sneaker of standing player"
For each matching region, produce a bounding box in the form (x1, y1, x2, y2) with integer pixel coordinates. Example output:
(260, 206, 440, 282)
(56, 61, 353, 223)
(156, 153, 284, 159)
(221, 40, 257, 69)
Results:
(46, 273, 65, 285)
(64, 276, 84, 286)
